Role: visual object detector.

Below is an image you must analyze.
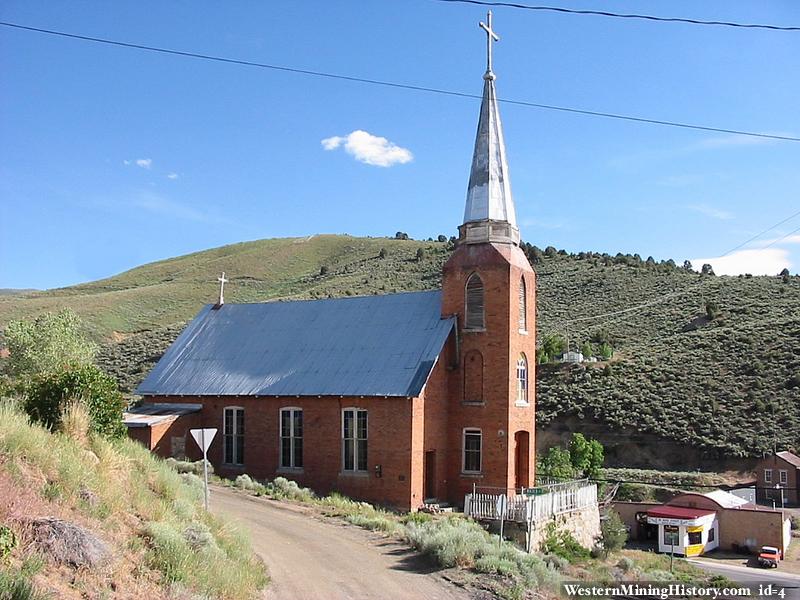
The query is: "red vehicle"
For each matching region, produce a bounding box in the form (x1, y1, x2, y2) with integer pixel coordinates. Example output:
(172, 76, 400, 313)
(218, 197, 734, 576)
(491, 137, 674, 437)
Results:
(757, 546, 783, 568)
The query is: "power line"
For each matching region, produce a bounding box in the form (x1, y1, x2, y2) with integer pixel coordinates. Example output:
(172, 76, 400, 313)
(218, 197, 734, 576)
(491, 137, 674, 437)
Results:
(760, 223, 800, 250)
(1, 20, 799, 143)
(435, 0, 800, 32)
(720, 208, 800, 256)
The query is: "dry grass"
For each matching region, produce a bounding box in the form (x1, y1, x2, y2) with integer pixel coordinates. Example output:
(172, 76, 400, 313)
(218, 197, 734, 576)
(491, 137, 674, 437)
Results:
(0, 400, 268, 599)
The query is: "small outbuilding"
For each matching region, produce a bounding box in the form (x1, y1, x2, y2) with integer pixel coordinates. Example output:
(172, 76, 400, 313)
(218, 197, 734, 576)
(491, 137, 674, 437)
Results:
(124, 403, 202, 459)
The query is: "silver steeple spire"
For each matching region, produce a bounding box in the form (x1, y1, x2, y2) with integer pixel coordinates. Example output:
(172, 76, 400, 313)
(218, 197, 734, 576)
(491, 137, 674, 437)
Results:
(459, 11, 520, 246)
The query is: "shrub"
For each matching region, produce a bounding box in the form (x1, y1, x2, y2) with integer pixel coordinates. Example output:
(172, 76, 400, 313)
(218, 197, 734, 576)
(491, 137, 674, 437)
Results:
(541, 524, 590, 562)
(600, 511, 628, 555)
(267, 477, 314, 502)
(24, 364, 126, 439)
(378, 248, 388, 259)
(475, 555, 517, 577)
(345, 513, 399, 534)
(164, 458, 214, 477)
(415, 248, 425, 261)
(617, 556, 634, 572)
(791, 516, 799, 531)
(0, 526, 16, 561)
(404, 517, 493, 568)
(0, 569, 49, 600)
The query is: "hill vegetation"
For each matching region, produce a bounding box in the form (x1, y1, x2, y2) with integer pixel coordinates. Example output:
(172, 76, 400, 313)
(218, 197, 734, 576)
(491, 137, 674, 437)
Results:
(1, 234, 798, 463)
(0, 401, 267, 599)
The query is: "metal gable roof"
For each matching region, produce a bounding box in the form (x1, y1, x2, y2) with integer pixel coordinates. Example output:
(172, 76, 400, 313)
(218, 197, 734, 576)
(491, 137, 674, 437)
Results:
(135, 290, 455, 398)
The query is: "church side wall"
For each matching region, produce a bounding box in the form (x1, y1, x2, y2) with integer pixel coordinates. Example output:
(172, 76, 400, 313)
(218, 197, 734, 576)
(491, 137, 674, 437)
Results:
(143, 395, 416, 510)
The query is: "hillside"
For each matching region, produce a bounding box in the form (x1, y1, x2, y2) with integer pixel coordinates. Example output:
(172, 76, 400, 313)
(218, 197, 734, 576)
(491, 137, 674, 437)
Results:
(0, 402, 267, 598)
(1, 234, 799, 465)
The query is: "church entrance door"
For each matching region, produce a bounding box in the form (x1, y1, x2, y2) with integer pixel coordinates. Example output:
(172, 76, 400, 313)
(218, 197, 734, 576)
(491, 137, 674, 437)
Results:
(424, 451, 436, 500)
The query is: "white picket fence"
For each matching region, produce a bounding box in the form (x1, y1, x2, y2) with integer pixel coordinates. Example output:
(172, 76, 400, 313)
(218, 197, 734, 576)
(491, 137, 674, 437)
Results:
(464, 480, 597, 524)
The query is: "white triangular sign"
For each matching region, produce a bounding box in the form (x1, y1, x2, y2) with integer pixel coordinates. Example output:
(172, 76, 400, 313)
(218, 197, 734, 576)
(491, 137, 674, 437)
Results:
(190, 428, 217, 453)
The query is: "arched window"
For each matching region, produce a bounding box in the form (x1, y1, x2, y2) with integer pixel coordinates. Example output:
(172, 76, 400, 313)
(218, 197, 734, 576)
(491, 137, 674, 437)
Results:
(516, 354, 528, 404)
(465, 273, 485, 330)
(518, 276, 527, 331)
(463, 350, 484, 403)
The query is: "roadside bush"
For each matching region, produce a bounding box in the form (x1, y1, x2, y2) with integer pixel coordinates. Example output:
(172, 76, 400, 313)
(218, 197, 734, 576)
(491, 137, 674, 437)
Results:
(405, 517, 492, 568)
(164, 458, 214, 477)
(475, 555, 517, 577)
(345, 513, 399, 534)
(267, 477, 315, 502)
(541, 524, 590, 562)
(24, 364, 126, 439)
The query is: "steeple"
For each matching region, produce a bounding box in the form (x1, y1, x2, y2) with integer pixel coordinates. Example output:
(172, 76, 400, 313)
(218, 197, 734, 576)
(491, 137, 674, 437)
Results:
(459, 11, 520, 246)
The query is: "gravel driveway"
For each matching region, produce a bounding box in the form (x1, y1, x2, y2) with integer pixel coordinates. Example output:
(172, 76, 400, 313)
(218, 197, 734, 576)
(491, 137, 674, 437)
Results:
(210, 486, 473, 600)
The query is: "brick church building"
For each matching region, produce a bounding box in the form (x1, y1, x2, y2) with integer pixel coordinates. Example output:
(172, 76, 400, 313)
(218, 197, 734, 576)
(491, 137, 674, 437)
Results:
(135, 13, 536, 510)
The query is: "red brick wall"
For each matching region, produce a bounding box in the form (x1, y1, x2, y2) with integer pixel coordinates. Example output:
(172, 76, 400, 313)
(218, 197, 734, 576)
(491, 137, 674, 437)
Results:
(145, 394, 421, 510)
(441, 242, 536, 502)
(755, 455, 798, 506)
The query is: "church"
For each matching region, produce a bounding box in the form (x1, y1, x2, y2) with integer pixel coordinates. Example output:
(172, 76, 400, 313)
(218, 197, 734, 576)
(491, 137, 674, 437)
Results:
(134, 13, 537, 511)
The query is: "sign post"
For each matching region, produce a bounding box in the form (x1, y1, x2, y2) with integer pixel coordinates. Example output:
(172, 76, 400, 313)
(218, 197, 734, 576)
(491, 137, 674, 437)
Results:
(190, 428, 217, 511)
(495, 494, 508, 546)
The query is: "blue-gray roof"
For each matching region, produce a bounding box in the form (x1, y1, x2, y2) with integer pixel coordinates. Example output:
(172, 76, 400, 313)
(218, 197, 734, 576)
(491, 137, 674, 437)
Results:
(136, 290, 454, 398)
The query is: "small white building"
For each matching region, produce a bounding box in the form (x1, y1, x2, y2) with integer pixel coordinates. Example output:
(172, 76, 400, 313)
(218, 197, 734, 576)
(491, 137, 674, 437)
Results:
(647, 505, 719, 557)
(561, 351, 584, 364)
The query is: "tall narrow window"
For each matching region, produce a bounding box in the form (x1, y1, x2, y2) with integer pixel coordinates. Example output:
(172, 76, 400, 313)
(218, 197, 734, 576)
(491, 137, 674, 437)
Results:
(779, 470, 788, 485)
(465, 273, 485, 330)
(463, 429, 482, 473)
(764, 469, 773, 484)
(342, 408, 368, 472)
(518, 276, 527, 331)
(516, 354, 528, 404)
(280, 408, 303, 469)
(223, 407, 244, 465)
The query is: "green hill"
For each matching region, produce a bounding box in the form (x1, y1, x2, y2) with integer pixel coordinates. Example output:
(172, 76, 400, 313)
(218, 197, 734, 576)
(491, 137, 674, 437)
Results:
(1, 234, 798, 466)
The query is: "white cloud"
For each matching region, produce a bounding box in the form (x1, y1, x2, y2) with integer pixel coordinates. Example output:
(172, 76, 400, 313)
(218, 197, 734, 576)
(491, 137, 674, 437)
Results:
(167, 172, 179, 180)
(321, 130, 413, 167)
(123, 159, 132, 166)
(135, 158, 152, 169)
(756, 234, 800, 247)
(690, 248, 791, 276)
(687, 203, 734, 221)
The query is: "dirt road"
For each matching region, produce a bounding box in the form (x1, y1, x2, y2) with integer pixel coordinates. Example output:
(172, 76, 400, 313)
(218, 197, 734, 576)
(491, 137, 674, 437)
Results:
(210, 486, 472, 600)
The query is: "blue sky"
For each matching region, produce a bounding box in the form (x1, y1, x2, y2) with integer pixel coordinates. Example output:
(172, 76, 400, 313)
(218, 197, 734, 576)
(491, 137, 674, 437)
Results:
(1, 0, 799, 289)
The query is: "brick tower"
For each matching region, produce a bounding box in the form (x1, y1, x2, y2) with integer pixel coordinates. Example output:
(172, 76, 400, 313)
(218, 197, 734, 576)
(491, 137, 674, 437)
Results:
(442, 11, 536, 502)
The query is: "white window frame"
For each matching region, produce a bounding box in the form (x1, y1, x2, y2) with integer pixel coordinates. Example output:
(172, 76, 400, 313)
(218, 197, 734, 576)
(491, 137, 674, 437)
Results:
(516, 354, 529, 405)
(779, 469, 788, 485)
(223, 406, 245, 466)
(342, 408, 368, 472)
(462, 428, 482, 474)
(279, 407, 303, 470)
(764, 469, 772, 484)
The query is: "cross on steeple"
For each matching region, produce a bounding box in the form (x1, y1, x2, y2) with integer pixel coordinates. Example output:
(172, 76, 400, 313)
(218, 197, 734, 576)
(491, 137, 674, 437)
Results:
(217, 272, 228, 306)
(479, 10, 499, 78)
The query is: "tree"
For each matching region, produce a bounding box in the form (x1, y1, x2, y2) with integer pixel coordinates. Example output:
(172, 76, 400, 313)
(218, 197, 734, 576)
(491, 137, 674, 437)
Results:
(25, 364, 127, 439)
(598, 342, 613, 360)
(580, 342, 593, 358)
(437, 234, 447, 243)
(537, 447, 574, 480)
(319, 265, 329, 276)
(569, 433, 604, 479)
(378, 248, 388, 259)
(780, 268, 790, 283)
(394, 231, 409, 240)
(683, 260, 693, 272)
(599, 510, 628, 555)
(701, 263, 715, 276)
(415, 248, 425, 262)
(541, 334, 566, 362)
(4, 309, 97, 378)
